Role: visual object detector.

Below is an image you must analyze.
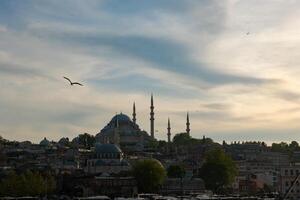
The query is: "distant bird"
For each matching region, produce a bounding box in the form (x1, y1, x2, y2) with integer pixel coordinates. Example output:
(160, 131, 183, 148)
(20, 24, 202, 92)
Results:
(246, 32, 250, 35)
(63, 76, 83, 86)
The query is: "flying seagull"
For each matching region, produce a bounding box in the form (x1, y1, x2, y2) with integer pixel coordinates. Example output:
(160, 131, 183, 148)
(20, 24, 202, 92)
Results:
(63, 76, 83, 86)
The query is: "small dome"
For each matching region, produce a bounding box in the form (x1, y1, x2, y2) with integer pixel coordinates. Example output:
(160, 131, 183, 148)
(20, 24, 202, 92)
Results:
(40, 137, 50, 146)
(95, 143, 122, 154)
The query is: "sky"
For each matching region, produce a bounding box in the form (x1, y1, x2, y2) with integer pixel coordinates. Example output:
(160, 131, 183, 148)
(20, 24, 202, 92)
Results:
(1, 0, 300, 144)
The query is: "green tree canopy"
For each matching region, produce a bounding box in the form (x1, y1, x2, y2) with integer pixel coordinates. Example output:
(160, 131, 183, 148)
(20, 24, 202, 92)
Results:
(271, 141, 300, 157)
(198, 148, 237, 193)
(271, 142, 289, 152)
(0, 136, 9, 145)
(77, 133, 95, 149)
(173, 133, 192, 146)
(148, 139, 159, 149)
(289, 141, 299, 150)
(158, 140, 167, 149)
(167, 164, 186, 178)
(132, 159, 166, 193)
(173, 133, 214, 146)
(0, 170, 56, 197)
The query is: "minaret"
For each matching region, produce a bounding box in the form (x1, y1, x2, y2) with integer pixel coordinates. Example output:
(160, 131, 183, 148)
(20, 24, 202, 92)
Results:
(133, 102, 136, 124)
(167, 118, 171, 143)
(186, 112, 190, 136)
(150, 94, 155, 138)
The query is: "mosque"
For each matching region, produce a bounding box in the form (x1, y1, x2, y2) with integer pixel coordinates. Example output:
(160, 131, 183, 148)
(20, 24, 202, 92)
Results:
(95, 95, 191, 153)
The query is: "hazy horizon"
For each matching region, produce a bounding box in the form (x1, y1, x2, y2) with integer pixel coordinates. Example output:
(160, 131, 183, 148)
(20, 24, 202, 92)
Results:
(1, 0, 300, 144)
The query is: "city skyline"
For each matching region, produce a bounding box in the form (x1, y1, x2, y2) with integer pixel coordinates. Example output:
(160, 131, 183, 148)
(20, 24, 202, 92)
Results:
(1, 0, 300, 144)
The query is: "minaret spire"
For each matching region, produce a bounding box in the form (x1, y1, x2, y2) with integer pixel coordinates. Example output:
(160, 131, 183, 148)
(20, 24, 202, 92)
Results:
(133, 102, 136, 124)
(186, 112, 190, 136)
(167, 118, 171, 143)
(150, 94, 155, 138)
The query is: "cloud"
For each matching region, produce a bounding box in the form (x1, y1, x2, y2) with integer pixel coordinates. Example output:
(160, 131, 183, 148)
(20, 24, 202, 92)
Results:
(274, 90, 300, 102)
(34, 31, 278, 87)
(0, 25, 7, 32)
(0, 61, 50, 79)
(21, 0, 277, 87)
(201, 103, 231, 110)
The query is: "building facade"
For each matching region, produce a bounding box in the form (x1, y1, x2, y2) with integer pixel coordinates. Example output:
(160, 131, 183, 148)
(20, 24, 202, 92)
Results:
(279, 165, 300, 200)
(85, 143, 131, 174)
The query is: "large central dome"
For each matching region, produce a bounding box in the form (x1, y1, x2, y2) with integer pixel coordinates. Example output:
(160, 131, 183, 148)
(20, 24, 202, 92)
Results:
(100, 112, 140, 134)
(110, 113, 131, 124)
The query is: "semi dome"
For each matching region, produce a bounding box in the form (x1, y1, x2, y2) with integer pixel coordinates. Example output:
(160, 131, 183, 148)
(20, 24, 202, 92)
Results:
(95, 143, 122, 154)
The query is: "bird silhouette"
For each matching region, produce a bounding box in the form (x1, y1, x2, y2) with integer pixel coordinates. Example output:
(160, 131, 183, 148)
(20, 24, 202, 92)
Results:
(63, 76, 83, 86)
(246, 32, 250, 35)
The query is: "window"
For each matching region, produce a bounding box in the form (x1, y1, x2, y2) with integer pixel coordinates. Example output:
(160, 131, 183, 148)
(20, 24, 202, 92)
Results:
(291, 169, 294, 176)
(286, 170, 289, 175)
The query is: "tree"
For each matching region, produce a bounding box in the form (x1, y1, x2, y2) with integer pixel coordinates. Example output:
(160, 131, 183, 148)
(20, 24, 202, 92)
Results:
(0, 136, 8, 145)
(167, 165, 186, 178)
(290, 141, 299, 150)
(158, 140, 167, 149)
(132, 159, 166, 193)
(0, 170, 56, 197)
(198, 148, 237, 193)
(271, 141, 300, 157)
(0, 171, 20, 196)
(173, 133, 192, 146)
(0, 148, 6, 165)
(148, 139, 159, 149)
(58, 137, 71, 147)
(173, 133, 214, 146)
(78, 133, 95, 149)
(271, 142, 289, 152)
